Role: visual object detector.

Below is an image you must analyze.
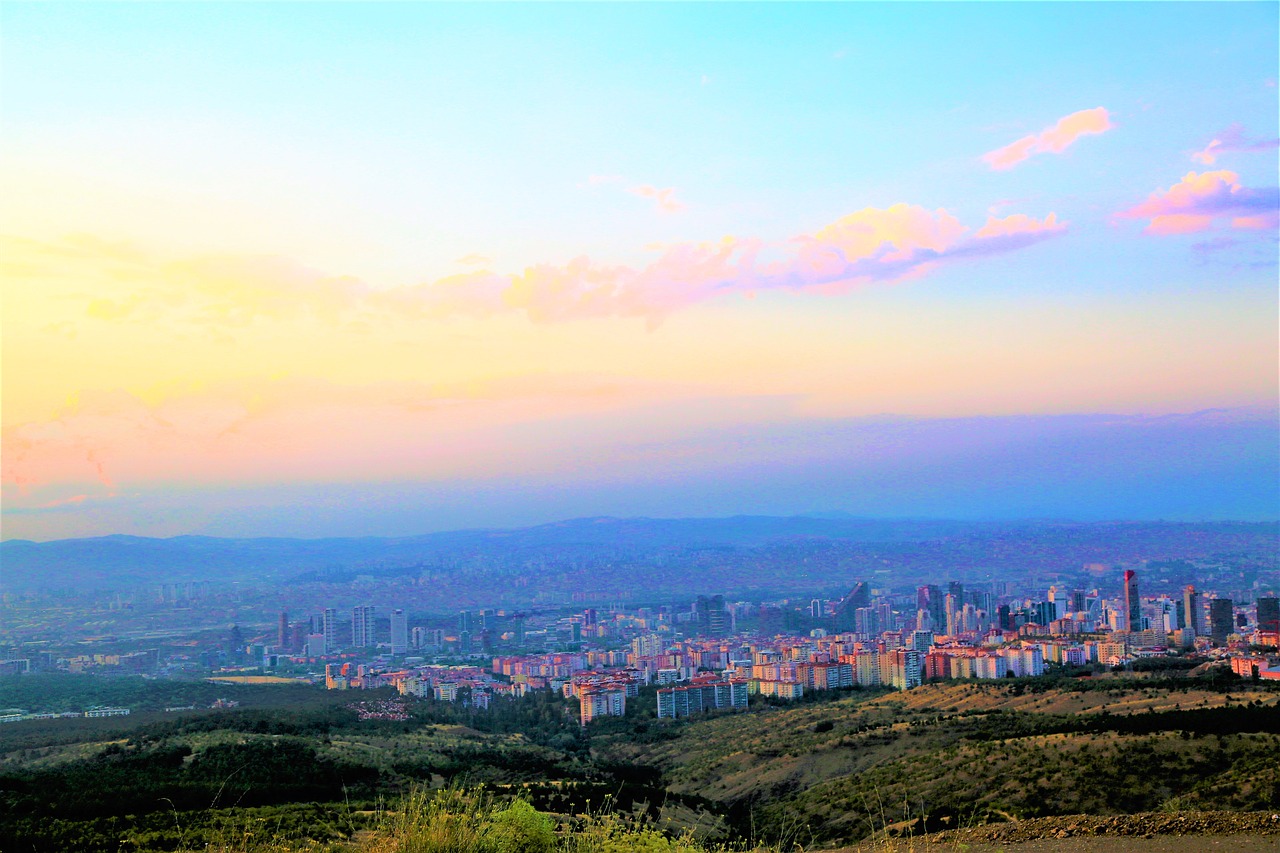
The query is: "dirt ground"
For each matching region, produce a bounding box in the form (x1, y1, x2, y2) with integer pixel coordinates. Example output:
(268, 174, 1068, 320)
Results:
(832, 810, 1280, 853)
(838, 836, 1279, 852)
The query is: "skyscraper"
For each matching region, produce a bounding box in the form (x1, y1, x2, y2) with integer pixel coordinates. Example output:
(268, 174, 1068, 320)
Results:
(277, 610, 289, 650)
(1183, 586, 1203, 635)
(322, 608, 339, 652)
(833, 582, 871, 632)
(390, 609, 408, 655)
(920, 584, 944, 632)
(694, 595, 728, 636)
(352, 605, 376, 648)
(1123, 570, 1140, 632)
(1258, 597, 1280, 635)
(1208, 598, 1233, 645)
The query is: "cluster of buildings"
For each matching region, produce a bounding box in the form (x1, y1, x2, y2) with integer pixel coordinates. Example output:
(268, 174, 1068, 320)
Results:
(324, 661, 509, 708)
(274, 606, 412, 658)
(1, 706, 130, 723)
(304, 577, 1277, 726)
(0, 649, 160, 676)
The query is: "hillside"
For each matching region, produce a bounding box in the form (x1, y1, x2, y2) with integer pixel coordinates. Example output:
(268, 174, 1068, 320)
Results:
(2, 673, 1278, 851)
(594, 678, 1280, 845)
(3, 516, 1275, 592)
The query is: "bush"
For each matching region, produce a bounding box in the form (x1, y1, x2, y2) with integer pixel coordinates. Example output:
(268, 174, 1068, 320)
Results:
(487, 800, 555, 853)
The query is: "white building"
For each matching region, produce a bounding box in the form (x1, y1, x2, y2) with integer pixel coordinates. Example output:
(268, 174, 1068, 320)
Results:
(390, 609, 409, 655)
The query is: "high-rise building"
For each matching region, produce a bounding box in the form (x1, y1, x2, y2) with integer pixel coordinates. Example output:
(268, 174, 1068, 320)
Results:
(1123, 570, 1140, 633)
(1183, 586, 1203, 635)
(884, 648, 922, 690)
(411, 627, 442, 649)
(390, 609, 408, 655)
(1048, 586, 1066, 621)
(919, 584, 944, 632)
(579, 689, 626, 725)
(1208, 598, 1233, 645)
(322, 608, 340, 652)
(833, 583, 871, 632)
(277, 611, 289, 650)
(1258, 598, 1280, 635)
(694, 595, 729, 636)
(352, 605, 376, 648)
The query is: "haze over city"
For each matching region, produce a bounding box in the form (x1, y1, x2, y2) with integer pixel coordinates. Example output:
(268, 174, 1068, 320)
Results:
(2, 3, 1278, 541)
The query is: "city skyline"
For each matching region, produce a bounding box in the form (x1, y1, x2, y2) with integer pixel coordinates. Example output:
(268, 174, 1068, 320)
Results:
(2, 3, 1277, 540)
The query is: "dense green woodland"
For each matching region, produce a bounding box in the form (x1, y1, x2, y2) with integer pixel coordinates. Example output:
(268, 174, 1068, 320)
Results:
(0, 671, 1278, 851)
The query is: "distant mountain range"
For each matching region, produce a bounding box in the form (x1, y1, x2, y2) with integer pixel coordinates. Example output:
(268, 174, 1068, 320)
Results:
(2, 515, 1276, 592)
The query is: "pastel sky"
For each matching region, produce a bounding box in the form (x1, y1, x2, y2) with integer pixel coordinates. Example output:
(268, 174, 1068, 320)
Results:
(2, 3, 1277, 540)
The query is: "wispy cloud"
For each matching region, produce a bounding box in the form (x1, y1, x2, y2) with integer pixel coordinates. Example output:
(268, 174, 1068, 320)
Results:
(1191, 123, 1279, 165)
(983, 107, 1113, 170)
(412, 206, 1065, 325)
(1116, 170, 1280, 235)
(627, 185, 685, 213)
(587, 174, 686, 213)
(10, 202, 1068, 333)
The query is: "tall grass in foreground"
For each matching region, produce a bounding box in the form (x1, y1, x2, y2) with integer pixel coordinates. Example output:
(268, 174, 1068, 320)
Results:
(192, 787, 753, 853)
(362, 786, 718, 853)
(187, 787, 969, 853)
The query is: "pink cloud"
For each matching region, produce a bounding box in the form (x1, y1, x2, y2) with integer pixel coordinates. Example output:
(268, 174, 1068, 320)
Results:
(585, 174, 686, 213)
(1191, 124, 1280, 165)
(40, 202, 1067, 332)
(983, 107, 1113, 170)
(1116, 170, 1280, 235)
(627, 184, 685, 213)
(36, 494, 90, 509)
(974, 212, 1064, 240)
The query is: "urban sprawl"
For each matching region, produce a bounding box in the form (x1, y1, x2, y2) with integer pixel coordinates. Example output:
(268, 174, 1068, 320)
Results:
(6, 570, 1275, 727)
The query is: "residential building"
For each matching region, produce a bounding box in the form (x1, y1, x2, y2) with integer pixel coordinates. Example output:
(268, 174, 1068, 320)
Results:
(390, 609, 408, 655)
(352, 605, 376, 648)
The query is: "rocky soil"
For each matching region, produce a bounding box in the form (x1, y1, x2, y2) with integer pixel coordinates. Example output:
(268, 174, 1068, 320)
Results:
(931, 810, 1280, 843)
(836, 811, 1280, 852)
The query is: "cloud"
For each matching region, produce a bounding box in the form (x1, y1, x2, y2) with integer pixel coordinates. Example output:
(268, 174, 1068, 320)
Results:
(759, 207, 1066, 293)
(1191, 124, 1280, 165)
(627, 185, 685, 213)
(455, 253, 491, 266)
(12, 201, 1067, 333)
(586, 174, 686, 213)
(1191, 236, 1239, 254)
(444, 205, 1065, 326)
(1116, 170, 1280, 235)
(983, 107, 1113, 170)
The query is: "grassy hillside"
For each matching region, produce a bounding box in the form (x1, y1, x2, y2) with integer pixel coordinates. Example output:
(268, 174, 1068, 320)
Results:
(594, 679, 1280, 845)
(2, 672, 1277, 851)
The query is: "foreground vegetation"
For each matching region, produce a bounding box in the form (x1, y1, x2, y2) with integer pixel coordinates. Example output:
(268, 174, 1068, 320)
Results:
(1, 670, 1277, 851)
